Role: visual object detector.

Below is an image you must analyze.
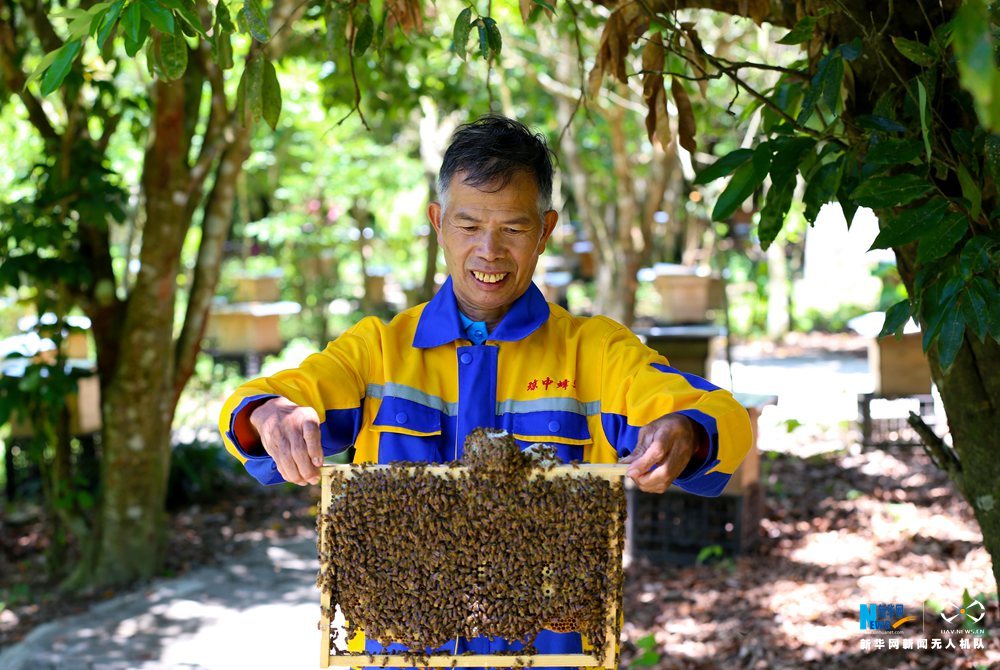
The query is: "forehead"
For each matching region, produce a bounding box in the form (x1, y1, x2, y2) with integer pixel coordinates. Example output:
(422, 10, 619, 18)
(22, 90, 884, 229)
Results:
(445, 171, 540, 212)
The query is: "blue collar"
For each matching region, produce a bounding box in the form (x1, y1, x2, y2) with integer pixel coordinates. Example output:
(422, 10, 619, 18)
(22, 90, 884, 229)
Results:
(413, 276, 550, 348)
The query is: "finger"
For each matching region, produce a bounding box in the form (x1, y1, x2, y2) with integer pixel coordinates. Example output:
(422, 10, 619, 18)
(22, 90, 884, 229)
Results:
(627, 437, 664, 478)
(620, 427, 652, 466)
(274, 435, 307, 486)
(302, 418, 324, 468)
(636, 439, 694, 494)
(288, 434, 318, 485)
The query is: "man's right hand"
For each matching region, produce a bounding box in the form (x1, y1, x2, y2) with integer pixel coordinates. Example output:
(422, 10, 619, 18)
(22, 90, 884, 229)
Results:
(249, 397, 324, 485)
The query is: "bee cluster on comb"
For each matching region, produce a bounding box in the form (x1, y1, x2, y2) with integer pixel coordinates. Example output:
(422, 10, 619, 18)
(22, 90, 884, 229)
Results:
(317, 428, 627, 667)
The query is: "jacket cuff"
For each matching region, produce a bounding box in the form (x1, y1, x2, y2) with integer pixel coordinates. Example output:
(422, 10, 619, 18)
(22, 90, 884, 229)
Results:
(226, 393, 278, 459)
(671, 408, 724, 494)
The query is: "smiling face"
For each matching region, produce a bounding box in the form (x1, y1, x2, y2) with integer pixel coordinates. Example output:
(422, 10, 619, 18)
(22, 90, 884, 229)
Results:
(428, 171, 558, 329)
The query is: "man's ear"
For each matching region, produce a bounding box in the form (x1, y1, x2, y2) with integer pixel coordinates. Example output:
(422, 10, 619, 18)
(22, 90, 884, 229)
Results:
(428, 202, 444, 238)
(537, 209, 558, 253)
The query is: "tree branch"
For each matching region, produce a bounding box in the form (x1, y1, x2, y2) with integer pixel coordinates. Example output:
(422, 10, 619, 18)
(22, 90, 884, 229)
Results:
(909, 411, 965, 497)
(22, 0, 63, 53)
(174, 0, 307, 390)
(0, 10, 59, 143)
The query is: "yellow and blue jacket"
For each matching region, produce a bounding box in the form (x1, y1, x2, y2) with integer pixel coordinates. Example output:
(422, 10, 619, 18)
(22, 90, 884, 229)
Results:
(219, 277, 752, 661)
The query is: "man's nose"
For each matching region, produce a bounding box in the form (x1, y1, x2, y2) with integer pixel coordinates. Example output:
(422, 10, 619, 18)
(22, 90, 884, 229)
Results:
(476, 229, 505, 260)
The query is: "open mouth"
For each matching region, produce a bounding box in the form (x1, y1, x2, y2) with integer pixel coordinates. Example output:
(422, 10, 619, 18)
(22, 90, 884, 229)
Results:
(471, 271, 509, 285)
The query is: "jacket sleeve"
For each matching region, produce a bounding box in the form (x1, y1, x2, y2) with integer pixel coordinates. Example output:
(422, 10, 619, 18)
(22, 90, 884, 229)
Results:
(597, 321, 752, 496)
(218, 318, 375, 485)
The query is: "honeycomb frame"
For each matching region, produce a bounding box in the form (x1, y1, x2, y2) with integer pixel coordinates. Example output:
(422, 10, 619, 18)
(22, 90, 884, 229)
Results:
(317, 462, 628, 668)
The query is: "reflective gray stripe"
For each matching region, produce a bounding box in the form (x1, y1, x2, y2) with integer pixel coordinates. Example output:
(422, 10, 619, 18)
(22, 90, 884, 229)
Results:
(367, 383, 601, 417)
(366, 382, 458, 416)
(495, 397, 601, 416)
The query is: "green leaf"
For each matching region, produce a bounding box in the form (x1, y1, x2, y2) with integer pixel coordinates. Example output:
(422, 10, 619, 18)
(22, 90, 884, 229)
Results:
(477, 21, 489, 60)
(759, 137, 814, 248)
(935, 310, 966, 372)
(960, 236, 995, 276)
(40, 40, 82, 96)
(242, 0, 270, 42)
(162, 0, 207, 37)
(855, 114, 907, 132)
(483, 16, 502, 57)
(892, 36, 938, 67)
(870, 197, 950, 249)
(961, 286, 989, 341)
(956, 163, 982, 220)
(711, 143, 771, 222)
(25, 48, 61, 87)
(237, 57, 263, 126)
(216, 0, 235, 31)
(157, 33, 188, 80)
(262, 59, 281, 130)
(145, 35, 156, 76)
(864, 138, 924, 165)
(635, 634, 657, 651)
(353, 13, 374, 56)
(452, 8, 472, 60)
(953, 0, 1000, 132)
(803, 158, 843, 224)
(917, 210, 967, 263)
(850, 173, 932, 208)
(838, 38, 862, 61)
(879, 299, 912, 339)
(777, 15, 817, 45)
(798, 51, 839, 124)
(140, 0, 175, 33)
(633, 650, 660, 666)
(917, 79, 932, 162)
(125, 17, 150, 56)
(97, 0, 125, 48)
(820, 54, 844, 112)
(211, 25, 233, 69)
(693, 148, 754, 185)
(922, 276, 963, 349)
(123, 1, 140, 40)
(970, 276, 1000, 340)
(986, 134, 1000, 184)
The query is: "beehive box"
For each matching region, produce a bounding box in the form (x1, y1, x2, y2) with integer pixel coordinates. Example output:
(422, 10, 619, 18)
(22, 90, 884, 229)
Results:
(652, 271, 724, 324)
(234, 273, 282, 302)
(7, 374, 101, 438)
(317, 452, 628, 668)
(871, 332, 933, 396)
(204, 301, 300, 354)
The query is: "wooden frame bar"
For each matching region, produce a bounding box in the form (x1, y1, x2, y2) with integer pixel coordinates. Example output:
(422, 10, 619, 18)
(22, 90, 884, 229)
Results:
(318, 462, 628, 668)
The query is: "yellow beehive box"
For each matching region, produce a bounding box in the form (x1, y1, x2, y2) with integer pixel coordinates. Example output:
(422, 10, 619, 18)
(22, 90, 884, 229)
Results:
(234, 273, 283, 303)
(651, 266, 723, 324)
(8, 373, 102, 438)
(204, 301, 300, 354)
(871, 332, 933, 396)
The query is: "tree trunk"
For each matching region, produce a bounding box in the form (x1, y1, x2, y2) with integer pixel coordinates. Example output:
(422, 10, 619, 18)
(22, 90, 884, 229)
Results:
(894, 242, 1000, 592)
(68, 78, 192, 588)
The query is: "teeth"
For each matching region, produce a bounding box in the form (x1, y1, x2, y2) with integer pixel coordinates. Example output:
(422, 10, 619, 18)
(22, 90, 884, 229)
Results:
(473, 271, 507, 284)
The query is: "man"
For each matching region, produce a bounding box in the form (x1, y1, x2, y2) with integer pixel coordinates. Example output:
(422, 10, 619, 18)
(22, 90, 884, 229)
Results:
(219, 114, 752, 660)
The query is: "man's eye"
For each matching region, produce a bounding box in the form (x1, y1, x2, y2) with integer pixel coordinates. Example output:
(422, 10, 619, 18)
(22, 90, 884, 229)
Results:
(505, 228, 527, 235)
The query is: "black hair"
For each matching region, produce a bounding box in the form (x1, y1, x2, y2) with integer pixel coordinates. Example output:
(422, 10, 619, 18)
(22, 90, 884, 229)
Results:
(438, 115, 556, 213)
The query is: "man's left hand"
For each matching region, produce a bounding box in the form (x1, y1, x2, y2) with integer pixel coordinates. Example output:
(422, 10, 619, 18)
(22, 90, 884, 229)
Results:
(619, 414, 703, 494)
